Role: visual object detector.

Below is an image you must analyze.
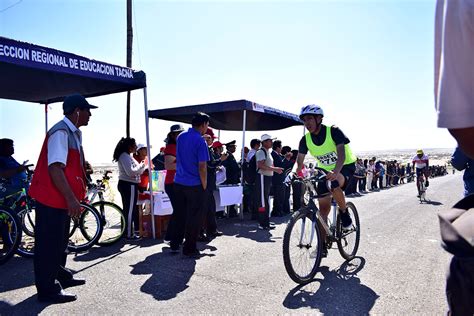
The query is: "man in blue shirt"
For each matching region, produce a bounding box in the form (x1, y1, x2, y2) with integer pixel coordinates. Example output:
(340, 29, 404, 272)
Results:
(167, 112, 210, 257)
(0, 138, 32, 199)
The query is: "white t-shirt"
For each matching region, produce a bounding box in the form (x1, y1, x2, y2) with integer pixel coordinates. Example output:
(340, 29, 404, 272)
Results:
(412, 154, 429, 169)
(434, 0, 474, 129)
(256, 148, 273, 177)
(47, 117, 82, 166)
(117, 152, 147, 183)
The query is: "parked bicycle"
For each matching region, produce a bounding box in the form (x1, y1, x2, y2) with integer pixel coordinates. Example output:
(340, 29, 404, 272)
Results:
(0, 207, 21, 265)
(85, 170, 125, 246)
(282, 168, 361, 284)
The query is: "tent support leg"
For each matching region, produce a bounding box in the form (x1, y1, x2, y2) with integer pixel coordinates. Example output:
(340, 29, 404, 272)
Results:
(45, 103, 48, 134)
(143, 87, 156, 239)
(240, 110, 247, 220)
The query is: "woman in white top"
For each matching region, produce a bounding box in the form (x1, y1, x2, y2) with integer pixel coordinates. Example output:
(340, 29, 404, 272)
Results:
(112, 137, 147, 240)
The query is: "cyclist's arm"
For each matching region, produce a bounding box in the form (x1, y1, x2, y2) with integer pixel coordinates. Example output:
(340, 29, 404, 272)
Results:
(296, 153, 305, 174)
(333, 144, 345, 175)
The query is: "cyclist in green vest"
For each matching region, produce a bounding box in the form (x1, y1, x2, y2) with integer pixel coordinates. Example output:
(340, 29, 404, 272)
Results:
(296, 104, 357, 243)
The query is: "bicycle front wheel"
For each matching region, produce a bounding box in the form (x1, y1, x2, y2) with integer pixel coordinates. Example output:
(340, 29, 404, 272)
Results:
(336, 202, 360, 260)
(67, 204, 103, 253)
(0, 208, 22, 265)
(282, 207, 323, 284)
(91, 201, 125, 246)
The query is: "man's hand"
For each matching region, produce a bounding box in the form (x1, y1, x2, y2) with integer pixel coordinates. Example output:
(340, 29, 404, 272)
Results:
(274, 167, 284, 174)
(67, 198, 82, 217)
(326, 170, 339, 181)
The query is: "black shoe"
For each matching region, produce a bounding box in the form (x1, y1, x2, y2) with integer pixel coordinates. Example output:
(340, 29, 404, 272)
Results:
(208, 230, 223, 237)
(425, 180, 429, 187)
(340, 210, 353, 230)
(169, 243, 180, 253)
(126, 234, 142, 241)
(38, 290, 77, 303)
(60, 278, 86, 289)
(258, 225, 275, 230)
(183, 249, 202, 258)
(197, 234, 210, 242)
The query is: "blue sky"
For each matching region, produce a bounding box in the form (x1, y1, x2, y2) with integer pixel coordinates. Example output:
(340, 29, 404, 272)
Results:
(0, 0, 455, 164)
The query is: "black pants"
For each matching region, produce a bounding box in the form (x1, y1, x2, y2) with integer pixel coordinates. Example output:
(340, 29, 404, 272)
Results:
(358, 177, 366, 191)
(34, 202, 74, 295)
(118, 180, 139, 238)
(256, 175, 272, 227)
(283, 185, 291, 214)
(164, 183, 178, 240)
(272, 184, 285, 216)
(202, 188, 217, 234)
(167, 183, 205, 253)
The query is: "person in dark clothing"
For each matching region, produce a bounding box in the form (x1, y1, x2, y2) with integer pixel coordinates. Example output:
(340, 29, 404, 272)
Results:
(291, 149, 305, 212)
(28, 94, 97, 303)
(200, 134, 227, 240)
(167, 112, 210, 258)
(222, 140, 241, 217)
(271, 141, 293, 217)
(281, 146, 295, 214)
(451, 146, 474, 196)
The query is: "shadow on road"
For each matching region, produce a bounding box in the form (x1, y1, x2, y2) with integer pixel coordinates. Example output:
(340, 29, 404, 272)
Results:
(421, 200, 443, 206)
(282, 257, 379, 314)
(0, 295, 54, 315)
(216, 214, 289, 243)
(130, 247, 214, 301)
(0, 256, 35, 293)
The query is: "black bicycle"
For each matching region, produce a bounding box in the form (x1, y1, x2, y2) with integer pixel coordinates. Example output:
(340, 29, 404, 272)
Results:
(283, 168, 361, 284)
(0, 207, 22, 265)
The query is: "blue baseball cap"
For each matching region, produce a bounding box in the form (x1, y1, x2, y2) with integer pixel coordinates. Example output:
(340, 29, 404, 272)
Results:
(63, 94, 98, 115)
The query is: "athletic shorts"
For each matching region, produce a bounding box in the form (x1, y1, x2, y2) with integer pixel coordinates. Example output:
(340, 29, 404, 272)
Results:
(316, 163, 356, 196)
(415, 168, 427, 178)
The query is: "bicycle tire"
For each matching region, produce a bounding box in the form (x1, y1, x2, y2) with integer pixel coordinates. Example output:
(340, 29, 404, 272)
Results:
(0, 208, 22, 265)
(67, 204, 103, 253)
(16, 208, 36, 258)
(336, 202, 360, 260)
(20, 206, 36, 237)
(91, 201, 125, 246)
(283, 207, 323, 284)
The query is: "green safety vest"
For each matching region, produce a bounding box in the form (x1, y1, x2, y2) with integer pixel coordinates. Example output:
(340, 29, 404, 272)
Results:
(305, 125, 357, 171)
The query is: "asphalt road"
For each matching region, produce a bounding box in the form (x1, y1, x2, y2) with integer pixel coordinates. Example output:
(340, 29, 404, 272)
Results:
(0, 173, 463, 315)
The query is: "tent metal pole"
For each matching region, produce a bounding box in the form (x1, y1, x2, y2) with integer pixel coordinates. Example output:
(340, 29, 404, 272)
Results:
(45, 103, 48, 134)
(143, 87, 156, 239)
(240, 110, 247, 220)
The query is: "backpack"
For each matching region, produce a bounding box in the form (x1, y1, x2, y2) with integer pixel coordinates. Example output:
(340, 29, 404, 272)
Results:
(243, 149, 267, 185)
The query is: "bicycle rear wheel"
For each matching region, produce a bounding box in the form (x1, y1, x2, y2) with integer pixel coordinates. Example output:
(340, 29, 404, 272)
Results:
(67, 204, 103, 253)
(336, 202, 360, 260)
(283, 207, 323, 284)
(0, 208, 22, 265)
(91, 201, 125, 246)
(20, 204, 36, 237)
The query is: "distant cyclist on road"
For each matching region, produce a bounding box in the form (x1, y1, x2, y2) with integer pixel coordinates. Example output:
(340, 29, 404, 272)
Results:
(412, 149, 430, 196)
(296, 104, 357, 255)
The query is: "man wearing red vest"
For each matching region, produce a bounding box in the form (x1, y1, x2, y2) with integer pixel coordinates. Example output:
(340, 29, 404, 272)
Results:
(29, 94, 97, 303)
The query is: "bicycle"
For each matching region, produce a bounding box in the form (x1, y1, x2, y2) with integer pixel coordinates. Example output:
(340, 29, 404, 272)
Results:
(282, 168, 361, 284)
(1, 186, 104, 256)
(0, 207, 22, 265)
(85, 170, 125, 246)
(417, 174, 427, 203)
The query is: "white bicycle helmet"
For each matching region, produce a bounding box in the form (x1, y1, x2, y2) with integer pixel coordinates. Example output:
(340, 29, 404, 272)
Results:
(299, 104, 324, 119)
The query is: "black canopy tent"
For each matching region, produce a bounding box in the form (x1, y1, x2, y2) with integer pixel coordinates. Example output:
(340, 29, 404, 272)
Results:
(148, 99, 302, 131)
(148, 99, 303, 219)
(0, 36, 161, 237)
